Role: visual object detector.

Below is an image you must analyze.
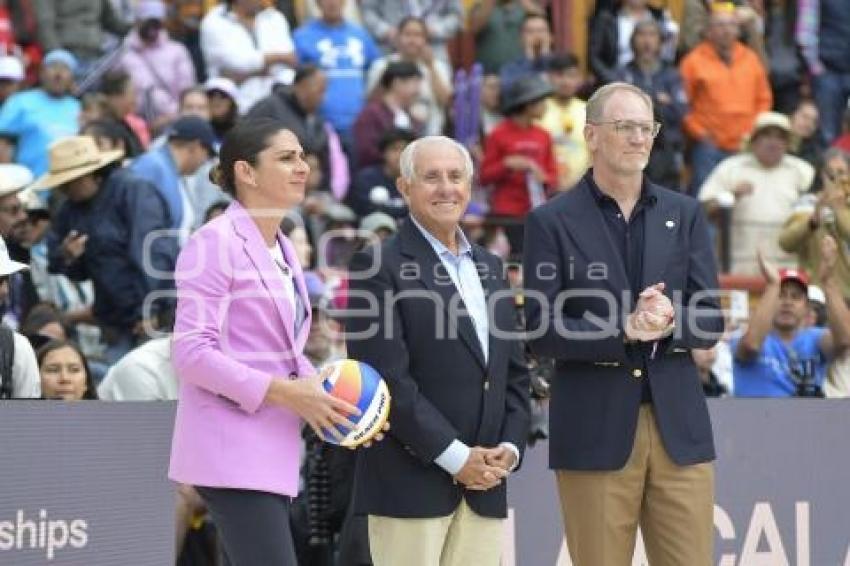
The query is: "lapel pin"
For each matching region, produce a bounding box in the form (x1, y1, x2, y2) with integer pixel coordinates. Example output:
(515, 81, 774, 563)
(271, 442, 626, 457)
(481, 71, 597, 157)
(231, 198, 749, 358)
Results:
(665, 220, 676, 229)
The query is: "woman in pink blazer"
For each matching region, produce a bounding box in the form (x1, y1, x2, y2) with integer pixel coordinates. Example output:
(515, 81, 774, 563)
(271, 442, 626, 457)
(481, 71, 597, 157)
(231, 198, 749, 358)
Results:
(169, 118, 359, 565)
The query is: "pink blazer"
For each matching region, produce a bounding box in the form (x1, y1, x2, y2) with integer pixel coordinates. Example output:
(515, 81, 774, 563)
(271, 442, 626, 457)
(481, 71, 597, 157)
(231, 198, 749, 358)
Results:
(168, 202, 315, 497)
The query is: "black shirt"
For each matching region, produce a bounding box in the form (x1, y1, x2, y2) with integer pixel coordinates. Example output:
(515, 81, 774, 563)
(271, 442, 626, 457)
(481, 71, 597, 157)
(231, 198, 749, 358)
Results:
(586, 173, 658, 402)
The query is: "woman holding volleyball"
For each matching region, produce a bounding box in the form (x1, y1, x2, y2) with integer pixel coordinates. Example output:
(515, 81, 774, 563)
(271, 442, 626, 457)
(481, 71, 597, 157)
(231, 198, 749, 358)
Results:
(168, 118, 359, 565)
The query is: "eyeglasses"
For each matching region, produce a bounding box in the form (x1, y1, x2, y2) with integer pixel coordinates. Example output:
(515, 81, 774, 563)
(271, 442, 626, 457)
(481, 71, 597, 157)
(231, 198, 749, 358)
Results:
(589, 120, 662, 139)
(0, 203, 22, 215)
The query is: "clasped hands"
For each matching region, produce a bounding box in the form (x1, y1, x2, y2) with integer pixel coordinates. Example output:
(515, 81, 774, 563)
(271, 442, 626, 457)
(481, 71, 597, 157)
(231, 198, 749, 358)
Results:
(624, 282, 675, 342)
(453, 446, 516, 491)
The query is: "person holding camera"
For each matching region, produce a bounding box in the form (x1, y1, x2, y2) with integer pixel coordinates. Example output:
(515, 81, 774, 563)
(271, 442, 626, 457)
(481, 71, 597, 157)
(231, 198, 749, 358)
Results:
(779, 147, 850, 296)
(733, 237, 850, 397)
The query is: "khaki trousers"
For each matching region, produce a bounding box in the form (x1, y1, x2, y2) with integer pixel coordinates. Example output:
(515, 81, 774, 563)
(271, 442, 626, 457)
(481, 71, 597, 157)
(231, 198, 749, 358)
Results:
(557, 405, 714, 566)
(368, 499, 503, 566)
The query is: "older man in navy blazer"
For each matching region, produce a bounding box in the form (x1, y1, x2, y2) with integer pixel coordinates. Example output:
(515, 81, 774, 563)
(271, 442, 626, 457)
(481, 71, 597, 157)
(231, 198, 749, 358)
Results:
(346, 135, 530, 566)
(523, 83, 724, 566)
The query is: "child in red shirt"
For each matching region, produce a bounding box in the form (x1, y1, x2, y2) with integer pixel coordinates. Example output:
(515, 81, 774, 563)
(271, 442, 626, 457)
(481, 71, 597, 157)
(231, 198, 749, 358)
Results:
(481, 74, 557, 254)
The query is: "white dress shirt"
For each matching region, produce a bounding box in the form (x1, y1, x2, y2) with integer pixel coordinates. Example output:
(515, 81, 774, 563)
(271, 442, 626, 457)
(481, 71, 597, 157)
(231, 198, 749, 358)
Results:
(410, 216, 519, 475)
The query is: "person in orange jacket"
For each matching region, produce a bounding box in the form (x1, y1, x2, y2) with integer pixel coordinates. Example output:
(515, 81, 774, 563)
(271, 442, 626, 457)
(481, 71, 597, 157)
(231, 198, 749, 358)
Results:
(679, 2, 772, 195)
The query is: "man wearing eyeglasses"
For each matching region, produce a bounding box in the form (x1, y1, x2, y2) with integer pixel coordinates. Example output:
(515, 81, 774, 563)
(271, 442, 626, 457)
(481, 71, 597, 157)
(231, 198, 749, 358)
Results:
(523, 82, 724, 565)
(0, 164, 38, 329)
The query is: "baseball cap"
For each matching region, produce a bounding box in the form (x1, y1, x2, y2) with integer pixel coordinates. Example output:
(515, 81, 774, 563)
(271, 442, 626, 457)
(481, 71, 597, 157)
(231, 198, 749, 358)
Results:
(325, 203, 357, 224)
(359, 212, 397, 235)
(43, 49, 79, 74)
(750, 111, 791, 138)
(166, 116, 217, 155)
(778, 268, 809, 291)
(135, 0, 166, 21)
(0, 56, 24, 82)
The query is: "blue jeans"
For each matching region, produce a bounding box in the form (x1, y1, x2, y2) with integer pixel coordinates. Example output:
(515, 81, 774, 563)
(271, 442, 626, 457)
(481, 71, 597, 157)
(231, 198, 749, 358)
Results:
(812, 70, 850, 145)
(689, 140, 733, 197)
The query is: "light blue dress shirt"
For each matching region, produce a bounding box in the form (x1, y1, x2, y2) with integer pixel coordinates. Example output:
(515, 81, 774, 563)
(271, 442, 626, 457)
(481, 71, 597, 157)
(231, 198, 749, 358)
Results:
(409, 216, 519, 475)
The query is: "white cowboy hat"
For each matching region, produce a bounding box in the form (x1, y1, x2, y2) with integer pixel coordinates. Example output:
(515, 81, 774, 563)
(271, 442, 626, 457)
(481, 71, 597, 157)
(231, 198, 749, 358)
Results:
(0, 163, 33, 199)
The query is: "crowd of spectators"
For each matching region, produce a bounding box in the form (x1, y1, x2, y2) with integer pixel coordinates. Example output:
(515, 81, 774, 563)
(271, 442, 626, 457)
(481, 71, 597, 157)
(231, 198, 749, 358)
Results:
(0, 0, 848, 563)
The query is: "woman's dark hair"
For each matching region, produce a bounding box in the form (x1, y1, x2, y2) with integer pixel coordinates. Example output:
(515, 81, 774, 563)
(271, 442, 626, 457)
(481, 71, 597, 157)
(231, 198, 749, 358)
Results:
(99, 70, 132, 97)
(397, 15, 428, 36)
(629, 18, 664, 53)
(379, 61, 422, 90)
(280, 213, 316, 269)
(92, 114, 143, 158)
(378, 127, 417, 152)
(281, 213, 312, 238)
(208, 89, 239, 139)
(21, 303, 67, 349)
(80, 92, 109, 115)
(203, 200, 231, 223)
(294, 64, 321, 85)
(209, 118, 289, 196)
(36, 340, 98, 400)
(280, 215, 299, 238)
(547, 52, 580, 72)
(81, 119, 135, 154)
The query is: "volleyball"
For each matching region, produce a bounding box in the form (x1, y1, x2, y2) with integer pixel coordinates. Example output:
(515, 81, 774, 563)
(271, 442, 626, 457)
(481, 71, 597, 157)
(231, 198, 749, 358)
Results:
(321, 359, 391, 447)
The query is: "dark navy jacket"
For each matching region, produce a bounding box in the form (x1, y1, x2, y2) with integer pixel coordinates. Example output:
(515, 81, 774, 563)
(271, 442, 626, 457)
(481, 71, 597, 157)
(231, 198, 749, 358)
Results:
(523, 176, 723, 470)
(820, 0, 850, 74)
(346, 220, 530, 518)
(47, 166, 178, 329)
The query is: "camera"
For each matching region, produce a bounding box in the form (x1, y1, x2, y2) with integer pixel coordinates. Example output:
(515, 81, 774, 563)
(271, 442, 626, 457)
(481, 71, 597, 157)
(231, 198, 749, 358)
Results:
(789, 357, 824, 398)
(526, 357, 553, 446)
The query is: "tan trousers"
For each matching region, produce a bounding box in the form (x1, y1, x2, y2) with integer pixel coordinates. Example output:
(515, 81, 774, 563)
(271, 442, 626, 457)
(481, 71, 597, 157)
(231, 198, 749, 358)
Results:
(368, 499, 503, 566)
(557, 405, 714, 566)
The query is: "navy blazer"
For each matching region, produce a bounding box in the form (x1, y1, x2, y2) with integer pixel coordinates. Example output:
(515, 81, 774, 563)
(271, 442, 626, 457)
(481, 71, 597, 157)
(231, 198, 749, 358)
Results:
(523, 176, 723, 471)
(346, 219, 530, 519)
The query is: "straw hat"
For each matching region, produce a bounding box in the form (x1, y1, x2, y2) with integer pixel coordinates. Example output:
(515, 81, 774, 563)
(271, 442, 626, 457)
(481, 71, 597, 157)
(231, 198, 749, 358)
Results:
(32, 136, 124, 190)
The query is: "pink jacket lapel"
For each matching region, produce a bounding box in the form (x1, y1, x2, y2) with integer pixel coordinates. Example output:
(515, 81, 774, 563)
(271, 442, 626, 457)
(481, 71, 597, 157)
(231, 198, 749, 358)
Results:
(227, 203, 298, 349)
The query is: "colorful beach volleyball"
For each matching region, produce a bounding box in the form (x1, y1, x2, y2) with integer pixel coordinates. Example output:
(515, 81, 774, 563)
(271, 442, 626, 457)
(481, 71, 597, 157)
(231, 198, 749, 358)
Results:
(322, 359, 391, 447)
